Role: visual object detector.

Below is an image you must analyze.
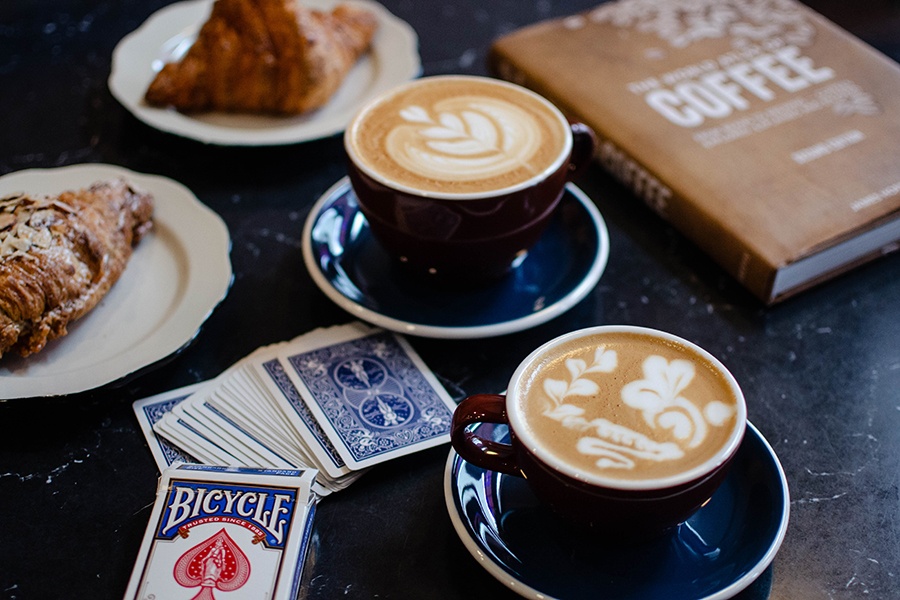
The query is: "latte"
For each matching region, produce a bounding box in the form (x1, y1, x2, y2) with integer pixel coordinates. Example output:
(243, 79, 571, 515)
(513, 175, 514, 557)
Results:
(345, 76, 571, 196)
(512, 330, 743, 482)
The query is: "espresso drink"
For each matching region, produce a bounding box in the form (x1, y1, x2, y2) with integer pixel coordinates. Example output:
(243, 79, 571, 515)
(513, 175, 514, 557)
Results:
(514, 331, 740, 482)
(346, 76, 570, 196)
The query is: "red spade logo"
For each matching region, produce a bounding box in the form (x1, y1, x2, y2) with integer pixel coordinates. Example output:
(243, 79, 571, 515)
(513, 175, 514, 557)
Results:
(173, 528, 251, 599)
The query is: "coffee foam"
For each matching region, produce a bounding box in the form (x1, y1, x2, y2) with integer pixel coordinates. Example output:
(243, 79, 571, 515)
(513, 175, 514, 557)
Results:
(347, 77, 569, 196)
(513, 331, 741, 483)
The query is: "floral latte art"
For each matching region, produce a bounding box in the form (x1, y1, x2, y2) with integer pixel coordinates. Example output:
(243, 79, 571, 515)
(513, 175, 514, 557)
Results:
(515, 332, 740, 481)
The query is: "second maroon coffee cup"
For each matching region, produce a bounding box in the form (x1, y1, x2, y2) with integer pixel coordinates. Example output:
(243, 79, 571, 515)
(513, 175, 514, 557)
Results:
(451, 326, 748, 539)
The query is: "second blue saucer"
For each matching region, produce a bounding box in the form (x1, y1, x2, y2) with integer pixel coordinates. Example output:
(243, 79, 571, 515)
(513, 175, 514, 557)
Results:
(444, 422, 790, 599)
(302, 177, 610, 339)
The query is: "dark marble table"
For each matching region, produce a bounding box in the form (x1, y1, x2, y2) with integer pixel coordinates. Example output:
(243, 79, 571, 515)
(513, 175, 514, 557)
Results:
(1, 1, 898, 598)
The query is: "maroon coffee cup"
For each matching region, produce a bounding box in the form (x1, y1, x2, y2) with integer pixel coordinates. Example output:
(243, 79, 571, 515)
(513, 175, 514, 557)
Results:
(451, 326, 748, 539)
(344, 75, 597, 285)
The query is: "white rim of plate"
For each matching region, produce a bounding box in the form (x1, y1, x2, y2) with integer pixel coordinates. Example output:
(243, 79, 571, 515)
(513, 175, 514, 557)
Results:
(301, 177, 610, 339)
(443, 421, 791, 600)
(0, 164, 232, 398)
(108, 0, 421, 146)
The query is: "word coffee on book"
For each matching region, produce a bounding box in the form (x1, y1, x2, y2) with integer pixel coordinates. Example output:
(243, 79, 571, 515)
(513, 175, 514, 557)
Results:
(490, 0, 900, 303)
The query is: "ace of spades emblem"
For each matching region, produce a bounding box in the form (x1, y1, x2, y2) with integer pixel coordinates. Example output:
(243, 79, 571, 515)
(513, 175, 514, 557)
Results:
(173, 529, 251, 599)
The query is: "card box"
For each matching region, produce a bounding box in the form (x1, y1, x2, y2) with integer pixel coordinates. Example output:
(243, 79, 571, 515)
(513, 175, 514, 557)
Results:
(123, 464, 317, 600)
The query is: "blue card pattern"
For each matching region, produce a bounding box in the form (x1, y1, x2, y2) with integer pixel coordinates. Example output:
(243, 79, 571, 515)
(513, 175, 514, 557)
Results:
(139, 394, 199, 466)
(285, 331, 453, 462)
(261, 358, 347, 471)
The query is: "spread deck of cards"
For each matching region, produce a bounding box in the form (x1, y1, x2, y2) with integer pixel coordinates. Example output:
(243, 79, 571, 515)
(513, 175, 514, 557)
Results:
(128, 323, 457, 597)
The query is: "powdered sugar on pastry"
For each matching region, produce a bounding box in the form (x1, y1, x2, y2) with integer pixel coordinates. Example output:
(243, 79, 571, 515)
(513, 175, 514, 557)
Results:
(0, 178, 153, 358)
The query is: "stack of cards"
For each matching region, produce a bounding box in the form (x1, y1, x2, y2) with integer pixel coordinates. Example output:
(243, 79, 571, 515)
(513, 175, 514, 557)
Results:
(123, 464, 318, 600)
(134, 323, 458, 495)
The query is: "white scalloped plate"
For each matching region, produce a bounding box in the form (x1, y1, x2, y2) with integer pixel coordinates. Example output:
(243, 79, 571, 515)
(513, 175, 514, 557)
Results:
(109, 0, 421, 145)
(0, 164, 233, 398)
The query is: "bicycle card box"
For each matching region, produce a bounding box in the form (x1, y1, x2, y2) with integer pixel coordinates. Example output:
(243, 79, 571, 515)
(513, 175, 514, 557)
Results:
(123, 464, 317, 600)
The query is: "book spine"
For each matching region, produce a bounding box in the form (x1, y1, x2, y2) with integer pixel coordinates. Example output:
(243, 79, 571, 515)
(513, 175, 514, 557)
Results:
(591, 132, 778, 303)
(488, 49, 779, 304)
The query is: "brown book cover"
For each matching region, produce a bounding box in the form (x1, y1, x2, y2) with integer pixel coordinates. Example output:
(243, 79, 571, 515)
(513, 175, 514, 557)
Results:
(489, 0, 900, 304)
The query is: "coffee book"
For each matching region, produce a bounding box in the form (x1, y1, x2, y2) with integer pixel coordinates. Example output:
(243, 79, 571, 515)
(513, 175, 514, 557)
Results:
(488, 0, 900, 304)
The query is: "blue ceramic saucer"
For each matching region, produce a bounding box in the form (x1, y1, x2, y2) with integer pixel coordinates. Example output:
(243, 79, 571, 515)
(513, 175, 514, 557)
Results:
(444, 422, 790, 600)
(302, 177, 609, 339)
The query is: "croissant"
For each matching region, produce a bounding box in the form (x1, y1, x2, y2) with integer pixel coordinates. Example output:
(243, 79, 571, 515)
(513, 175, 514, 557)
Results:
(0, 179, 153, 359)
(144, 0, 379, 115)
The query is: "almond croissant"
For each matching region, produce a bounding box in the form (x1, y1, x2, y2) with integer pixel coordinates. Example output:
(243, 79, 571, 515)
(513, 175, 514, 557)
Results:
(0, 179, 153, 359)
(144, 0, 379, 115)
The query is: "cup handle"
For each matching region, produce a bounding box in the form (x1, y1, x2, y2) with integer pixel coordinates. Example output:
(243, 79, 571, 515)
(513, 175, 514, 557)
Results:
(566, 120, 597, 180)
(451, 393, 522, 476)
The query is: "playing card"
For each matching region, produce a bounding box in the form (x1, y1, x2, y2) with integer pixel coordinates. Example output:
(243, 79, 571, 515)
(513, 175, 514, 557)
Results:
(123, 464, 318, 600)
(140, 332, 355, 493)
(132, 384, 205, 470)
(171, 343, 301, 464)
(171, 401, 258, 465)
(241, 326, 373, 491)
(200, 346, 338, 475)
(276, 329, 457, 470)
(210, 370, 309, 465)
(175, 398, 286, 468)
(252, 355, 353, 481)
(155, 411, 242, 467)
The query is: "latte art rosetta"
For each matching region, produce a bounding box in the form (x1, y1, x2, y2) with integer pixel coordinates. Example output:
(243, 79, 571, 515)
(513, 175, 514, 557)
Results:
(388, 97, 546, 182)
(347, 77, 569, 195)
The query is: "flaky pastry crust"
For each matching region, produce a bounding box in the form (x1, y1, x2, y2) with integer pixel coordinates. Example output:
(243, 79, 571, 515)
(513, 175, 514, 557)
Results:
(144, 0, 379, 115)
(0, 178, 153, 358)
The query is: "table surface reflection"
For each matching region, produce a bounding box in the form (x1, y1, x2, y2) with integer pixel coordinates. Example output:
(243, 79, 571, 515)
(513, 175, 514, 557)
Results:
(0, 1, 898, 599)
